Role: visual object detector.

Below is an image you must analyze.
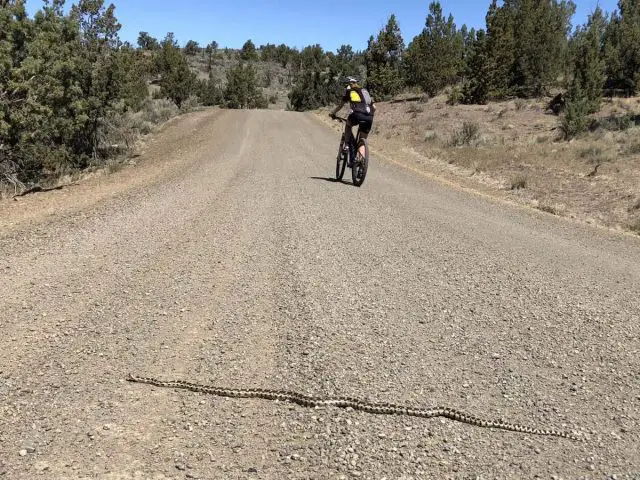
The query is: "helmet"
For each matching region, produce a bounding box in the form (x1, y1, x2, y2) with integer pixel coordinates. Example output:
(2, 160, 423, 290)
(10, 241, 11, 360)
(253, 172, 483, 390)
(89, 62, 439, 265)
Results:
(344, 76, 358, 85)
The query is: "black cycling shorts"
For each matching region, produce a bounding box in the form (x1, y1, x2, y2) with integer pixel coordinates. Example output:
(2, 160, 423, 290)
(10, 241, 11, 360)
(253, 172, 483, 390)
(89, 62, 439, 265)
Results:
(347, 111, 373, 135)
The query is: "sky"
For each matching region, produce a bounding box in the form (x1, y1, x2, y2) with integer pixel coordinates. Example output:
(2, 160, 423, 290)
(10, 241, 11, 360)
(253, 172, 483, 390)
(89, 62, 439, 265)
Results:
(25, 0, 620, 53)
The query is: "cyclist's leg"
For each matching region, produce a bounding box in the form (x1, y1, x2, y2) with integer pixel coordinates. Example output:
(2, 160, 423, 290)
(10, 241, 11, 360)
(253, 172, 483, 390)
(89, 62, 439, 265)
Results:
(356, 114, 373, 158)
(357, 130, 367, 158)
(344, 118, 354, 149)
(344, 122, 353, 150)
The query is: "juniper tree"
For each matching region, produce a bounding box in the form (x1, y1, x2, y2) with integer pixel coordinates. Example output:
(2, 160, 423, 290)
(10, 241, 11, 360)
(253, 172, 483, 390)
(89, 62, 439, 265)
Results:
(365, 14, 405, 99)
(157, 33, 196, 107)
(604, 0, 640, 93)
(240, 39, 258, 62)
(570, 7, 606, 112)
(462, 29, 491, 104)
(405, 2, 463, 96)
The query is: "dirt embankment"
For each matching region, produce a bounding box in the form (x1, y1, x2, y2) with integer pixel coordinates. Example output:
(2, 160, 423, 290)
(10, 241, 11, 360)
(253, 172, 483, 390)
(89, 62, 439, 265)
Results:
(316, 94, 640, 236)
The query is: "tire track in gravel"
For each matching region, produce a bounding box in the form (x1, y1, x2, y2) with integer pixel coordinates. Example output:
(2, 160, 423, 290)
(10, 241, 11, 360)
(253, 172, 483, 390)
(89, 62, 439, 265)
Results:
(231, 111, 640, 478)
(0, 111, 281, 478)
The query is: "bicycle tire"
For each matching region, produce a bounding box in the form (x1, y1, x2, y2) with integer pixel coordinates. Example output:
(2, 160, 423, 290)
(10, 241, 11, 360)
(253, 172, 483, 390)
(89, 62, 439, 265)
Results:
(351, 139, 369, 187)
(336, 142, 347, 181)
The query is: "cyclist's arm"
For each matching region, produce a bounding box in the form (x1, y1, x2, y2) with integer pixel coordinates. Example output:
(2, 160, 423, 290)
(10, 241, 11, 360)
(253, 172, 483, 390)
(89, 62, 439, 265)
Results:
(330, 102, 346, 116)
(330, 89, 350, 116)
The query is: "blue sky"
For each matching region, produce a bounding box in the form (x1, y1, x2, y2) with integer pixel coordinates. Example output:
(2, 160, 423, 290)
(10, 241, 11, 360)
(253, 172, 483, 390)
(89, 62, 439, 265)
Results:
(25, 0, 619, 52)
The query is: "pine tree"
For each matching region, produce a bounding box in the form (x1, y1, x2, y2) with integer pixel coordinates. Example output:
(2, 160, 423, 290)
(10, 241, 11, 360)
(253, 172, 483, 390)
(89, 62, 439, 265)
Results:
(334, 44, 359, 77)
(274, 44, 293, 68)
(183, 40, 199, 56)
(561, 83, 590, 139)
(462, 29, 491, 104)
(197, 72, 222, 106)
(1, 0, 30, 142)
(160, 53, 196, 108)
(0, 0, 33, 182)
(205, 41, 218, 73)
(224, 63, 266, 109)
(287, 44, 336, 110)
(484, 0, 515, 98)
(570, 7, 606, 112)
(71, 0, 124, 158)
(514, 0, 575, 97)
(604, 0, 640, 93)
(9, 1, 84, 175)
(157, 33, 196, 108)
(240, 39, 258, 62)
(288, 70, 327, 111)
(364, 14, 405, 99)
(113, 44, 150, 111)
(404, 2, 462, 96)
(137, 31, 159, 50)
(460, 25, 476, 73)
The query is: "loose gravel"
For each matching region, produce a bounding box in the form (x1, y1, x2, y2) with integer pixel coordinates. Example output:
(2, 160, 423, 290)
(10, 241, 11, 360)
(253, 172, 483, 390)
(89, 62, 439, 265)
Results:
(1, 109, 639, 479)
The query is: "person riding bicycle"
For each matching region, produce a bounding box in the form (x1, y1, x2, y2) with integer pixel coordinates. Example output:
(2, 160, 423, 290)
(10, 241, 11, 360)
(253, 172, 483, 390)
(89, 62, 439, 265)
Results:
(329, 76, 376, 164)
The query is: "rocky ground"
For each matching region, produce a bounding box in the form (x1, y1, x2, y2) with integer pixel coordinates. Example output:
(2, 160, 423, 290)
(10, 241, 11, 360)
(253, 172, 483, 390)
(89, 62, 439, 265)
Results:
(1, 109, 639, 479)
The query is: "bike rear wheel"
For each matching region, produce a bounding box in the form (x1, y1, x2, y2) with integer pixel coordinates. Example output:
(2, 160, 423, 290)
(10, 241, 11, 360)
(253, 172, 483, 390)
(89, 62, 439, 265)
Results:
(351, 139, 369, 187)
(336, 138, 347, 181)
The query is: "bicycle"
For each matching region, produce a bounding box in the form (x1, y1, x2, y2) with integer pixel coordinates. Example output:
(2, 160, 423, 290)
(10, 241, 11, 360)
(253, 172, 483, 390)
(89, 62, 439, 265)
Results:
(332, 116, 369, 187)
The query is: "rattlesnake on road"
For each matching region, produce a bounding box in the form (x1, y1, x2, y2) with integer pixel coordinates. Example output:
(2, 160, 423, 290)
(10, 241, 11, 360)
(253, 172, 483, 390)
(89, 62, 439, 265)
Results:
(127, 374, 582, 441)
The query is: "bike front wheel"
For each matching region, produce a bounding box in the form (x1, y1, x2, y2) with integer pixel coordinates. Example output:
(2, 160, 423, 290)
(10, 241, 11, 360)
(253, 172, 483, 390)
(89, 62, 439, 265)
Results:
(351, 140, 369, 187)
(336, 138, 347, 181)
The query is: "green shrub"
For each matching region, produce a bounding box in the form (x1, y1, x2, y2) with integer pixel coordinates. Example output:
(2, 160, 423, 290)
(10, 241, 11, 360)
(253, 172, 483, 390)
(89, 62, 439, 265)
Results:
(424, 130, 438, 142)
(449, 121, 480, 147)
(447, 86, 463, 106)
(510, 175, 527, 190)
(141, 98, 179, 124)
(179, 95, 201, 113)
(559, 96, 590, 140)
(598, 114, 635, 132)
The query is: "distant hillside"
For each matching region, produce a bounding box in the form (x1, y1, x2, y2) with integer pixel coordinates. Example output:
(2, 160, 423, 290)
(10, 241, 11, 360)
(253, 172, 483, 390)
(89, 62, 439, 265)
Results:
(185, 49, 294, 110)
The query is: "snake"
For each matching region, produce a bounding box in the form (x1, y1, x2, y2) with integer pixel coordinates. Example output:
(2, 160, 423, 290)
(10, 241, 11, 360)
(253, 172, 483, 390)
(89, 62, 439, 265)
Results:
(127, 374, 582, 441)
(127, 373, 583, 441)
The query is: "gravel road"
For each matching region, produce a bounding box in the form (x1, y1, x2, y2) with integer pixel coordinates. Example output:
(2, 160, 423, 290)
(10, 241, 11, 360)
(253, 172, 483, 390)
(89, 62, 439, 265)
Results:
(1, 109, 639, 479)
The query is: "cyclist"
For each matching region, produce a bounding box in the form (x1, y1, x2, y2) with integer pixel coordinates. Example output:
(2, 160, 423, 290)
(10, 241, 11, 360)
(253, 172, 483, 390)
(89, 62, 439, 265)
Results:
(329, 76, 376, 164)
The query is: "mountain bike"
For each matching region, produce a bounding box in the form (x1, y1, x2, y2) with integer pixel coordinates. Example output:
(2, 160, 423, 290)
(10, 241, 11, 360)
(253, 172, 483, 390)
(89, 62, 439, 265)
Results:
(332, 116, 369, 187)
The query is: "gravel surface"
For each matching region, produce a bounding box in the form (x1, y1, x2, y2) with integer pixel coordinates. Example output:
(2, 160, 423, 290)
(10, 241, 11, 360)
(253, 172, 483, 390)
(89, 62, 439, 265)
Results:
(1, 109, 639, 479)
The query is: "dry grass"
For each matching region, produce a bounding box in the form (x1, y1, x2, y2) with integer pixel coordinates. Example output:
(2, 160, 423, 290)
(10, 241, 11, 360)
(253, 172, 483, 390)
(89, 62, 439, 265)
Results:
(579, 146, 604, 161)
(510, 174, 527, 190)
(424, 130, 438, 142)
(627, 141, 640, 156)
(514, 99, 528, 111)
(537, 204, 558, 215)
(448, 121, 480, 147)
(335, 93, 640, 234)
